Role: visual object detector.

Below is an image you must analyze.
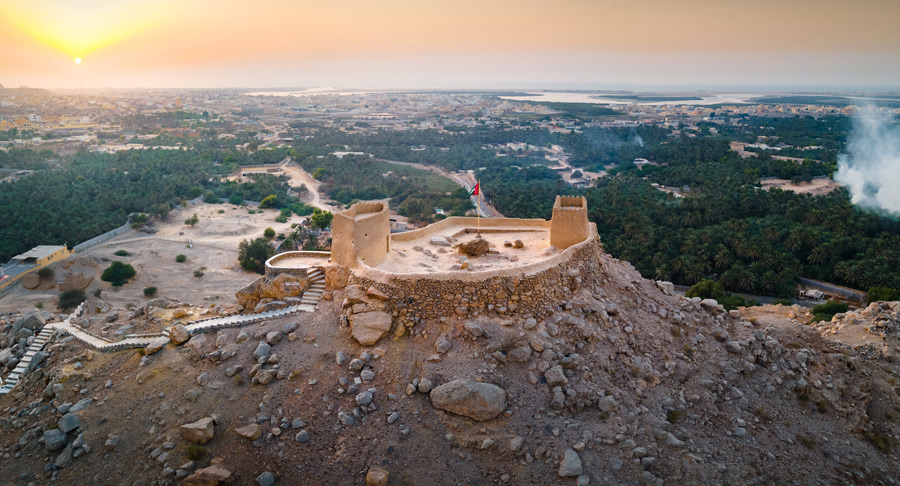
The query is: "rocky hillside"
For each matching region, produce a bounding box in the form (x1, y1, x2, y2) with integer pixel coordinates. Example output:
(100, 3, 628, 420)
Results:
(1, 253, 899, 485)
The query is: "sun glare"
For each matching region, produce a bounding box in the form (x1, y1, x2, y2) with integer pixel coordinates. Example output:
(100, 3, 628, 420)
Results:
(0, 0, 180, 59)
(74, 57, 82, 65)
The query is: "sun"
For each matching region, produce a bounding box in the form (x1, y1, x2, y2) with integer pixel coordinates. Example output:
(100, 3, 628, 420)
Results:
(74, 57, 82, 65)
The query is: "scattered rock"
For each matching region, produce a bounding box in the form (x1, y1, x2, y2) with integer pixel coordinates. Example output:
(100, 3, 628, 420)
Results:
(183, 458, 232, 486)
(544, 365, 568, 387)
(235, 424, 262, 440)
(429, 379, 507, 421)
(559, 449, 584, 477)
(350, 311, 393, 346)
(366, 467, 390, 486)
(43, 429, 67, 451)
(58, 413, 80, 434)
(179, 417, 216, 444)
(256, 471, 276, 486)
(254, 342, 272, 359)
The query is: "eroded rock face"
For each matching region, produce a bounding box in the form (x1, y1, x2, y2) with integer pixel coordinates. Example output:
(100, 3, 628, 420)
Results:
(179, 417, 215, 444)
(429, 379, 507, 421)
(350, 311, 392, 346)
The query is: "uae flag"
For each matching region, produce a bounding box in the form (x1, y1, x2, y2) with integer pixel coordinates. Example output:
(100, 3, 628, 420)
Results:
(468, 182, 480, 197)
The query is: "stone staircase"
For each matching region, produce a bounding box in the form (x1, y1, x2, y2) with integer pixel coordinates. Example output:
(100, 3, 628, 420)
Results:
(0, 325, 56, 394)
(184, 304, 314, 335)
(301, 268, 326, 306)
(0, 272, 329, 395)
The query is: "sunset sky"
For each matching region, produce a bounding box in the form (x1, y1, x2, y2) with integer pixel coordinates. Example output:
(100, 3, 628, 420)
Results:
(1, 0, 899, 90)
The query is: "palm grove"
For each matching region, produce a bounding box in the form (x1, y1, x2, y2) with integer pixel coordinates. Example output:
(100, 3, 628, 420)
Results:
(2, 111, 899, 300)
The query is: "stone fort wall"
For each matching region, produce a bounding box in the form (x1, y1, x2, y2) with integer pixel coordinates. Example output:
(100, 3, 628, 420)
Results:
(348, 228, 604, 324)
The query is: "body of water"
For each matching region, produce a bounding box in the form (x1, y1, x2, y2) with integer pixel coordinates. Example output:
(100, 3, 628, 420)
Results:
(500, 91, 761, 106)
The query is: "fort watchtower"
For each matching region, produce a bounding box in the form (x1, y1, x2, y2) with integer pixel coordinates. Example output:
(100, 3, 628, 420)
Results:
(331, 201, 391, 268)
(549, 195, 590, 250)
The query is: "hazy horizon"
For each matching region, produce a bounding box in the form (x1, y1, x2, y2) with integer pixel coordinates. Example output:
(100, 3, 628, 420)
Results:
(2, 0, 900, 90)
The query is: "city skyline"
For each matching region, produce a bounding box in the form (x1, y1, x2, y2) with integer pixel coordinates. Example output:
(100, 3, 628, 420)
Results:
(2, 0, 899, 90)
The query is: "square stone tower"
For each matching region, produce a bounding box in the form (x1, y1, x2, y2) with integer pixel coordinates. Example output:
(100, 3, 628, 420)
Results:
(331, 201, 391, 268)
(549, 195, 590, 249)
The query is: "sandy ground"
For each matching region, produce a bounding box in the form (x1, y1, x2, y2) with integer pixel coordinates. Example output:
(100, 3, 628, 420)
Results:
(380, 223, 552, 274)
(760, 178, 844, 195)
(0, 202, 302, 314)
(740, 303, 878, 348)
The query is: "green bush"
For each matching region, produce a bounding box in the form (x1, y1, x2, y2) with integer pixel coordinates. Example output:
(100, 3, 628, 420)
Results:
(36, 266, 55, 280)
(228, 193, 244, 205)
(274, 215, 288, 223)
(289, 202, 316, 216)
(143, 286, 158, 297)
(194, 270, 204, 278)
(685, 278, 756, 311)
(259, 194, 277, 209)
(58, 289, 86, 311)
(310, 209, 334, 230)
(100, 261, 136, 286)
(263, 227, 276, 239)
(185, 445, 207, 461)
(175, 254, 187, 263)
(810, 300, 849, 322)
(868, 287, 900, 303)
(113, 250, 130, 257)
(238, 238, 274, 274)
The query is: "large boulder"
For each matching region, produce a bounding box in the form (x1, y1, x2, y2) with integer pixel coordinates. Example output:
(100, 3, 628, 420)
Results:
(14, 311, 46, 334)
(235, 279, 261, 308)
(58, 273, 93, 292)
(350, 311, 392, 346)
(260, 273, 307, 300)
(179, 417, 216, 444)
(169, 324, 190, 345)
(21, 273, 40, 289)
(325, 265, 350, 290)
(429, 379, 507, 421)
(458, 238, 490, 257)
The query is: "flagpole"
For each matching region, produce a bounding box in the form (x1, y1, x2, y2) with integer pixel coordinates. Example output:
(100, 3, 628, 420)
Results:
(477, 179, 481, 237)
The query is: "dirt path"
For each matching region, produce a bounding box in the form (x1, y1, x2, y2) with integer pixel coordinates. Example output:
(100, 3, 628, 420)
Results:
(281, 163, 342, 213)
(374, 158, 505, 218)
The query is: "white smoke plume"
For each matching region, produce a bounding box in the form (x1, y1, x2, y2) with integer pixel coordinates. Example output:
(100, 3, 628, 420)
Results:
(835, 108, 900, 214)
